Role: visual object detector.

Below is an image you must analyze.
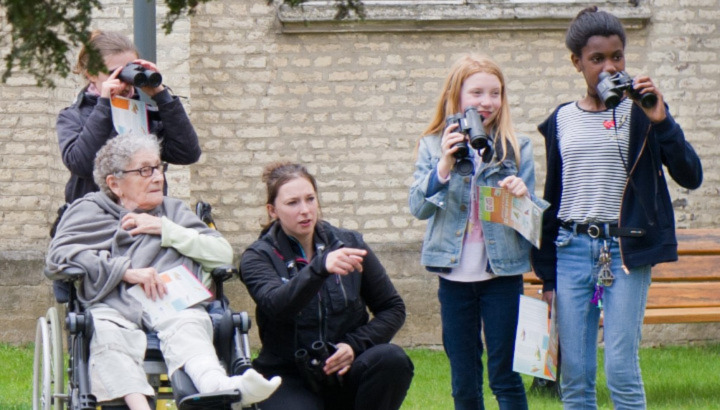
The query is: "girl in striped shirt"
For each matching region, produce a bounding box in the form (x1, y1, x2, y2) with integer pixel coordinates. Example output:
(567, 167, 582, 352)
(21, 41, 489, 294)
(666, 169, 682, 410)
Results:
(531, 7, 702, 410)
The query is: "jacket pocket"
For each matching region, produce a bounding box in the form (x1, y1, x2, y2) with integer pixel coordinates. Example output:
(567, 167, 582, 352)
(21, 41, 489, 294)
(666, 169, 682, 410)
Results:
(325, 274, 360, 314)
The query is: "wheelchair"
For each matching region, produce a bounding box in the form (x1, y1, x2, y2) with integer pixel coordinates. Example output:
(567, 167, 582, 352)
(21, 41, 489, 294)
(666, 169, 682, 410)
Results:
(33, 202, 258, 410)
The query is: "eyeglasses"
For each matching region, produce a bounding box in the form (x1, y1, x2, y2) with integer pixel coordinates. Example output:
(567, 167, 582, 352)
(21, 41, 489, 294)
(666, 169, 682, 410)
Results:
(119, 162, 168, 178)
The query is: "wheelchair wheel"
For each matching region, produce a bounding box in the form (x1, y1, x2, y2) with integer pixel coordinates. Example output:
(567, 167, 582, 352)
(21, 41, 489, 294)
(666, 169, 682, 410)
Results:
(33, 307, 65, 410)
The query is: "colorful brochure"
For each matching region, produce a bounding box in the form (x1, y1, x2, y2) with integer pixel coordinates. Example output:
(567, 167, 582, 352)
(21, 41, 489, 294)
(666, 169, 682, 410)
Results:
(110, 96, 149, 135)
(512, 295, 558, 381)
(477, 186, 549, 248)
(128, 264, 212, 324)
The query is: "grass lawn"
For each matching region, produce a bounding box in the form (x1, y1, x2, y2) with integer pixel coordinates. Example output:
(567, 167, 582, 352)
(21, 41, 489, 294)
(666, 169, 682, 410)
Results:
(3, 343, 719, 409)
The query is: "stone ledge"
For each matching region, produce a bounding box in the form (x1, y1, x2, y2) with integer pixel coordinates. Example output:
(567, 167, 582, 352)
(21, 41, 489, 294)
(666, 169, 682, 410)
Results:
(277, 1, 651, 33)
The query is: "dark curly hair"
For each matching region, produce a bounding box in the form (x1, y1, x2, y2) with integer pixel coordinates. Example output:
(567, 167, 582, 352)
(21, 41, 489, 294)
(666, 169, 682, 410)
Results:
(565, 6, 626, 57)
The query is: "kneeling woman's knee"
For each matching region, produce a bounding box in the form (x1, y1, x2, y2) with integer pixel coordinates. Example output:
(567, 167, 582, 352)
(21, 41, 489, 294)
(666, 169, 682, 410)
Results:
(361, 344, 414, 378)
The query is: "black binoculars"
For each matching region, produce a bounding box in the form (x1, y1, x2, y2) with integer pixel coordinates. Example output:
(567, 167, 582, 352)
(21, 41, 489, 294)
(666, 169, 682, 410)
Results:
(294, 341, 343, 392)
(445, 106, 490, 176)
(597, 71, 658, 110)
(118, 63, 163, 88)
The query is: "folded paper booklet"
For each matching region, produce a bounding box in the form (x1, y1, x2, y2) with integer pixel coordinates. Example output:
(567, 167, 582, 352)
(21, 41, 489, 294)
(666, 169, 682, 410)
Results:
(512, 295, 558, 381)
(111, 96, 149, 135)
(128, 264, 212, 323)
(477, 186, 549, 249)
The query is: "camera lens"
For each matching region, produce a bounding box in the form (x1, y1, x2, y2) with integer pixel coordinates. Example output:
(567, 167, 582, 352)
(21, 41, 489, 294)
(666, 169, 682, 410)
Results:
(452, 142, 470, 159)
(597, 72, 623, 109)
(145, 70, 163, 88)
(455, 158, 474, 176)
(118, 63, 162, 88)
(604, 94, 622, 109)
(470, 133, 489, 151)
(638, 92, 658, 108)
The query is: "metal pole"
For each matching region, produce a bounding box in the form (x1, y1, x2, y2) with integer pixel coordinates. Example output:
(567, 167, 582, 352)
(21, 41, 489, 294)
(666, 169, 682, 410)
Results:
(133, 0, 157, 62)
(133, 0, 157, 103)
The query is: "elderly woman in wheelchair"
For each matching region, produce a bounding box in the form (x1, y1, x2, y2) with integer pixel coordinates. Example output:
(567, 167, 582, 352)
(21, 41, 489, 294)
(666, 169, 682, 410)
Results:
(45, 132, 281, 410)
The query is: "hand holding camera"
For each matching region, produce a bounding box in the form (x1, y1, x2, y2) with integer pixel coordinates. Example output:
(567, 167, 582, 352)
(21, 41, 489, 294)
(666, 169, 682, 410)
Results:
(443, 107, 492, 176)
(295, 341, 344, 392)
(119, 61, 163, 89)
(597, 71, 658, 109)
(322, 342, 354, 376)
(100, 60, 164, 99)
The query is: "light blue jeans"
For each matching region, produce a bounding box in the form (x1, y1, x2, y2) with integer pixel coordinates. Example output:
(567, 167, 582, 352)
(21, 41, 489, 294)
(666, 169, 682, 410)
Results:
(555, 228, 651, 410)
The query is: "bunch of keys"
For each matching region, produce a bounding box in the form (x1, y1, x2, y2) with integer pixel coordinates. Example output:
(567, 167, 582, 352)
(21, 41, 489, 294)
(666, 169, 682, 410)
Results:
(597, 241, 614, 287)
(592, 241, 614, 309)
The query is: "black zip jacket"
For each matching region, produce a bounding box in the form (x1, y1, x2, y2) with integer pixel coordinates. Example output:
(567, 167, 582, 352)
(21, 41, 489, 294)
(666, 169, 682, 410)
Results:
(240, 221, 406, 372)
(531, 101, 703, 291)
(56, 87, 201, 203)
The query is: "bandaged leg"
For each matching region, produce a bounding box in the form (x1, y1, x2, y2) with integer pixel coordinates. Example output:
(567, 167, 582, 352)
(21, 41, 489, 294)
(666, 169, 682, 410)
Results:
(155, 307, 281, 404)
(234, 368, 282, 407)
(183, 354, 237, 392)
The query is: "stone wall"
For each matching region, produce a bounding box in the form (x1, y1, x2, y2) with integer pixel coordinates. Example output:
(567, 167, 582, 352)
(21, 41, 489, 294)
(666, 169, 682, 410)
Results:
(1, 0, 719, 346)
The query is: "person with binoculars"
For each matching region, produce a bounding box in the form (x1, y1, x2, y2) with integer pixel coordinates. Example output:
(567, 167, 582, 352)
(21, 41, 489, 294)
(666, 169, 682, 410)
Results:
(409, 54, 539, 410)
(240, 162, 414, 410)
(56, 30, 201, 206)
(532, 7, 703, 409)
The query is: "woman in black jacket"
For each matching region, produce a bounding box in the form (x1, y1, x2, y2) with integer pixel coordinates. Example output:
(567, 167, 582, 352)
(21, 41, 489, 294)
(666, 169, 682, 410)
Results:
(240, 162, 413, 410)
(56, 30, 201, 205)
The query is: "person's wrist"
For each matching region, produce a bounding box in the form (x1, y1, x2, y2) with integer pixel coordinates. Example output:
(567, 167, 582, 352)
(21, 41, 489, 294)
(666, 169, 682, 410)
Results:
(150, 87, 172, 104)
(437, 159, 452, 181)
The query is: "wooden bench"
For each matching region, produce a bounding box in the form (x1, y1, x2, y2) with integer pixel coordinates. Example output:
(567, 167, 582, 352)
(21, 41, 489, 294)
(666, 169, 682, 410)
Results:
(523, 228, 720, 324)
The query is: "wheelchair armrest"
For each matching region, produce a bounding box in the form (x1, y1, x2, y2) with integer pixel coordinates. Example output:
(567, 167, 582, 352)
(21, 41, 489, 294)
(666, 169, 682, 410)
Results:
(44, 266, 86, 282)
(46, 266, 86, 303)
(211, 265, 238, 284)
(210, 265, 237, 305)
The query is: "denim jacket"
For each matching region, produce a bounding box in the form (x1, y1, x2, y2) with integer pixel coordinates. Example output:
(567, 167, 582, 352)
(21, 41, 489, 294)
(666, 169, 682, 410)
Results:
(409, 134, 540, 276)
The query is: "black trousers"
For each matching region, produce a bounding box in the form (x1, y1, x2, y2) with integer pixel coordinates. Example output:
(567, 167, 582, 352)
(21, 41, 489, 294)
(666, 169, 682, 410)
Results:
(257, 344, 414, 410)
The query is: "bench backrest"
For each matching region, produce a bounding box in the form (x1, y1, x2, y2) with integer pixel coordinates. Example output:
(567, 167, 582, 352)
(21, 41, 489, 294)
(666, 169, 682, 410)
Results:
(523, 229, 720, 321)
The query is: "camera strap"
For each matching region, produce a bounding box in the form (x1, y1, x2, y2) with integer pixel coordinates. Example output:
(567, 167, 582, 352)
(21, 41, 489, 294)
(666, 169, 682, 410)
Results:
(481, 131, 515, 165)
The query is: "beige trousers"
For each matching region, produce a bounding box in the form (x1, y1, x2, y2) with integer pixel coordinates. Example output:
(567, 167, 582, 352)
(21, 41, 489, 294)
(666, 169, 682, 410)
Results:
(87, 304, 216, 402)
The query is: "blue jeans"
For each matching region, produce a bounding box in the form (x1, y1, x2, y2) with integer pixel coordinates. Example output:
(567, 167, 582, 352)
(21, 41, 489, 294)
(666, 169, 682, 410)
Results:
(438, 276, 528, 410)
(555, 228, 651, 410)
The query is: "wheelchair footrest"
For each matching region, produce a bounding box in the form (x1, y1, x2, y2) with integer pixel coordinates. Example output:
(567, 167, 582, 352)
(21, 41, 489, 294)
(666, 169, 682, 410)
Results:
(177, 389, 242, 410)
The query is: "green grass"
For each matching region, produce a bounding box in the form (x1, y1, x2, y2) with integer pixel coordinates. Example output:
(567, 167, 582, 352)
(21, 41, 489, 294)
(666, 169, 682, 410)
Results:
(402, 344, 720, 410)
(4, 343, 720, 409)
(1, 343, 35, 410)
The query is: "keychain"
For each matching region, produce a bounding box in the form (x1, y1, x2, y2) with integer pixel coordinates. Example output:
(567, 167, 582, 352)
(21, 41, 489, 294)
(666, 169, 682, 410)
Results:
(597, 241, 615, 287)
(592, 240, 614, 309)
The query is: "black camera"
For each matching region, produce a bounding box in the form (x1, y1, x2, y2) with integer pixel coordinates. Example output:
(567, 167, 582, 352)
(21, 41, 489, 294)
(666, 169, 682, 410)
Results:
(597, 71, 657, 109)
(118, 63, 163, 88)
(295, 341, 343, 393)
(445, 107, 490, 176)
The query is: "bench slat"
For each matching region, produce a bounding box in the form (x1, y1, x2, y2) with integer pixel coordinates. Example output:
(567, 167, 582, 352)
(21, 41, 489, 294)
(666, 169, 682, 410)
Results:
(523, 257, 720, 283)
(646, 283, 720, 309)
(651, 255, 720, 281)
(643, 307, 720, 324)
(524, 283, 720, 310)
(522, 287, 720, 324)
(676, 228, 720, 255)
